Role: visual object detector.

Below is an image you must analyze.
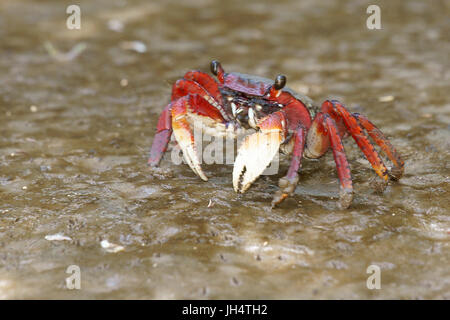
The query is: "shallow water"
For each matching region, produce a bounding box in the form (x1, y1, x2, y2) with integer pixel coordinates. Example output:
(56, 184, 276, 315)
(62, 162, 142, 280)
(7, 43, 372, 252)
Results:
(0, 0, 449, 299)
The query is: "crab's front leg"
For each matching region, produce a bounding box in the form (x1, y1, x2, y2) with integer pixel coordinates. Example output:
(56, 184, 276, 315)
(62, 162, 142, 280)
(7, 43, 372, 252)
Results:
(233, 84, 312, 206)
(171, 94, 226, 180)
(233, 111, 287, 193)
(149, 70, 226, 169)
(233, 112, 310, 207)
(271, 125, 306, 206)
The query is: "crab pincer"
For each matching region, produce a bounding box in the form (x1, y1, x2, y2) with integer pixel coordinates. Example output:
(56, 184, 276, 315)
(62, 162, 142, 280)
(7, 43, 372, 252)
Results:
(233, 111, 286, 193)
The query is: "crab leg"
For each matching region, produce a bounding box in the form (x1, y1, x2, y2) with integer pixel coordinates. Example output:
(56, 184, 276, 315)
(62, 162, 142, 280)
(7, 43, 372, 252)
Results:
(171, 96, 208, 181)
(149, 68, 227, 170)
(353, 113, 404, 180)
(272, 125, 306, 207)
(324, 115, 354, 209)
(323, 100, 389, 188)
(172, 77, 230, 121)
(148, 76, 214, 167)
(148, 104, 172, 166)
(233, 111, 286, 193)
(183, 71, 224, 106)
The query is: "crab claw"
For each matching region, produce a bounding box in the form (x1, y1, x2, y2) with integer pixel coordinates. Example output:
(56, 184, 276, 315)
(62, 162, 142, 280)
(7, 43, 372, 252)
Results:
(171, 96, 208, 181)
(233, 112, 286, 193)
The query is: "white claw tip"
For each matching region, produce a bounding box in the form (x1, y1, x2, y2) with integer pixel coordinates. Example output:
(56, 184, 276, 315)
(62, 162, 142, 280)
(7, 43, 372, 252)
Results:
(233, 131, 282, 193)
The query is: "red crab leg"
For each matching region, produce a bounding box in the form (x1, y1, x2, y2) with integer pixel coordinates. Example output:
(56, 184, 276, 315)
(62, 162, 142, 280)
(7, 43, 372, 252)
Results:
(148, 103, 172, 166)
(278, 98, 312, 130)
(149, 78, 211, 167)
(323, 100, 389, 187)
(172, 78, 210, 100)
(272, 125, 306, 207)
(233, 111, 287, 193)
(353, 113, 404, 180)
(183, 71, 224, 106)
(324, 115, 354, 209)
(149, 70, 227, 169)
(171, 96, 207, 181)
(172, 78, 231, 121)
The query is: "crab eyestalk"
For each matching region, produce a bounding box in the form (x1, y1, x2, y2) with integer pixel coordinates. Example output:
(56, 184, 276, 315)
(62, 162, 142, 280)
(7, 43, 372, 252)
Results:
(268, 74, 286, 98)
(210, 60, 225, 84)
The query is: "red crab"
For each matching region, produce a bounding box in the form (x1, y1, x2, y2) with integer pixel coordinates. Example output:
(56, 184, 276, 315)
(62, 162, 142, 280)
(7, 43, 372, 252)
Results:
(149, 60, 404, 208)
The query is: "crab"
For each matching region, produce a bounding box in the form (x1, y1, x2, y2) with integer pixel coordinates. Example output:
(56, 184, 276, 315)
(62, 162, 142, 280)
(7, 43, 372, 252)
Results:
(148, 60, 404, 208)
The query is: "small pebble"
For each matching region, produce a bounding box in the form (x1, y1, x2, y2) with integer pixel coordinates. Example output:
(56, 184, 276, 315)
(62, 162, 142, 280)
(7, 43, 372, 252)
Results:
(378, 95, 395, 102)
(101, 240, 125, 253)
(40, 165, 51, 172)
(120, 78, 128, 87)
(45, 234, 72, 241)
(30, 105, 38, 112)
(107, 19, 124, 32)
(120, 41, 147, 53)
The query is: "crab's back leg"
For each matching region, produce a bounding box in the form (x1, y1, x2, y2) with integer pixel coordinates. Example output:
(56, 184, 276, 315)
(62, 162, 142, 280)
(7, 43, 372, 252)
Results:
(304, 112, 354, 208)
(324, 115, 354, 208)
(353, 113, 404, 180)
(323, 100, 390, 189)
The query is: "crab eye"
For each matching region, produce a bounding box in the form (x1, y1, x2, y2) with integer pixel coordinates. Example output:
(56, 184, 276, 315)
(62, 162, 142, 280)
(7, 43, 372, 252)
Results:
(274, 75, 286, 90)
(210, 60, 221, 76)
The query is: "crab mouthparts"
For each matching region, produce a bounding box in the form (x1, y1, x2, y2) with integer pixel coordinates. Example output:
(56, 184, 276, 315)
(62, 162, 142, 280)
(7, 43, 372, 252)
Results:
(229, 101, 260, 129)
